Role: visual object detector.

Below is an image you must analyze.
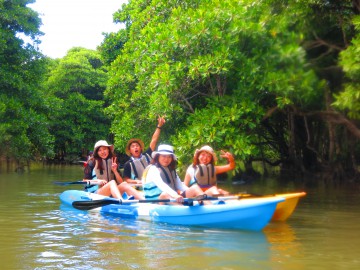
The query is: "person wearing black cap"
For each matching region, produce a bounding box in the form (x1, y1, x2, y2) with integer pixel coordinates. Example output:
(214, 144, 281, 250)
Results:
(122, 116, 166, 184)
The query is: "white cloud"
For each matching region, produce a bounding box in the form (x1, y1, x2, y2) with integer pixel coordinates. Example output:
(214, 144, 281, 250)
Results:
(29, 0, 127, 58)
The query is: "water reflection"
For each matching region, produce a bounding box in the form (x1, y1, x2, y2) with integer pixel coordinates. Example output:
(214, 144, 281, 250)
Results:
(264, 222, 304, 269)
(55, 204, 273, 269)
(2, 166, 360, 269)
(264, 222, 297, 243)
(59, 204, 93, 223)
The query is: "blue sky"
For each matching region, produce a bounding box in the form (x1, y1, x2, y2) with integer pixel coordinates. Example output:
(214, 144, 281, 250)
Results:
(28, 0, 126, 59)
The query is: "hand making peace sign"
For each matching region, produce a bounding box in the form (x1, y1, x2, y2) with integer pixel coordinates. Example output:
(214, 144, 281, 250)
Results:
(111, 156, 118, 172)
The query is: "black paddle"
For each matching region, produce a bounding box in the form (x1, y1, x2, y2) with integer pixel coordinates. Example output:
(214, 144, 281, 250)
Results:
(53, 180, 142, 187)
(53, 180, 86, 186)
(211, 192, 272, 198)
(72, 194, 211, 210)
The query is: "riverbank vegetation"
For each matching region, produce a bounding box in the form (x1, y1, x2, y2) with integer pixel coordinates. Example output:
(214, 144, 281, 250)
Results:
(1, 0, 359, 182)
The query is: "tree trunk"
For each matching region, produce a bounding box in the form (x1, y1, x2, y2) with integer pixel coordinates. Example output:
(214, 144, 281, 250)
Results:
(325, 85, 336, 161)
(288, 109, 303, 171)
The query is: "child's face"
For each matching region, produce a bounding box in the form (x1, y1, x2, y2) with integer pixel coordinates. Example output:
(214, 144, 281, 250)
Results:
(97, 146, 110, 159)
(198, 151, 213, 165)
(129, 143, 142, 158)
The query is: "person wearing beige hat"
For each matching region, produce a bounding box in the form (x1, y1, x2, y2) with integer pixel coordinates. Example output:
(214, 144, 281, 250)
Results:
(183, 145, 235, 195)
(83, 140, 144, 200)
(142, 144, 213, 204)
(122, 116, 166, 184)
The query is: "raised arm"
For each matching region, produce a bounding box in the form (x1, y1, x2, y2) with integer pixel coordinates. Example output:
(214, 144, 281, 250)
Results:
(149, 116, 166, 151)
(215, 150, 236, 174)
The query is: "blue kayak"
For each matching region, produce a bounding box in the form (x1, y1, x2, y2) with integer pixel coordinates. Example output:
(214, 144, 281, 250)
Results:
(59, 190, 284, 231)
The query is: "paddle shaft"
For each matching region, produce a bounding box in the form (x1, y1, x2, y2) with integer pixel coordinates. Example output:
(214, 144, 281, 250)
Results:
(72, 194, 208, 210)
(211, 192, 274, 198)
(53, 180, 142, 187)
(53, 181, 86, 186)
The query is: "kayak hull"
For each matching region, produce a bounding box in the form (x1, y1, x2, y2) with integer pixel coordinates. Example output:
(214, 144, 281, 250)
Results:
(229, 191, 306, 221)
(59, 190, 284, 231)
(272, 192, 306, 221)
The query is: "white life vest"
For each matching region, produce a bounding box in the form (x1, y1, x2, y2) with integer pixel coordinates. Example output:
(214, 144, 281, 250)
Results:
(143, 165, 177, 199)
(94, 158, 114, 182)
(194, 164, 217, 187)
(129, 153, 152, 179)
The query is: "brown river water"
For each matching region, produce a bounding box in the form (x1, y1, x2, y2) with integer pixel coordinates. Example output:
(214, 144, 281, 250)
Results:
(0, 164, 359, 269)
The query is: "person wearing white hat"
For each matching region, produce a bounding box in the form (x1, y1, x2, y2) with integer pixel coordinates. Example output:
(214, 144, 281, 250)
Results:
(122, 116, 166, 184)
(142, 144, 210, 204)
(183, 145, 235, 195)
(83, 140, 144, 200)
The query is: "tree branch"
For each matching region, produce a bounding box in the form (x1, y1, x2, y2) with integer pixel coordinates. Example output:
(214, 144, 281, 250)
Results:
(303, 32, 344, 51)
(263, 106, 360, 139)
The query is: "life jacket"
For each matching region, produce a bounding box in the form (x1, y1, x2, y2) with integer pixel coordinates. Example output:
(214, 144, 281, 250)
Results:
(84, 158, 114, 193)
(94, 158, 115, 182)
(194, 164, 216, 189)
(143, 165, 177, 199)
(129, 153, 151, 179)
(158, 165, 177, 190)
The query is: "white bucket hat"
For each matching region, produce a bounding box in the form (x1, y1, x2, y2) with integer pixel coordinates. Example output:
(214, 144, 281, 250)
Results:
(152, 144, 177, 160)
(94, 140, 114, 154)
(194, 145, 217, 162)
